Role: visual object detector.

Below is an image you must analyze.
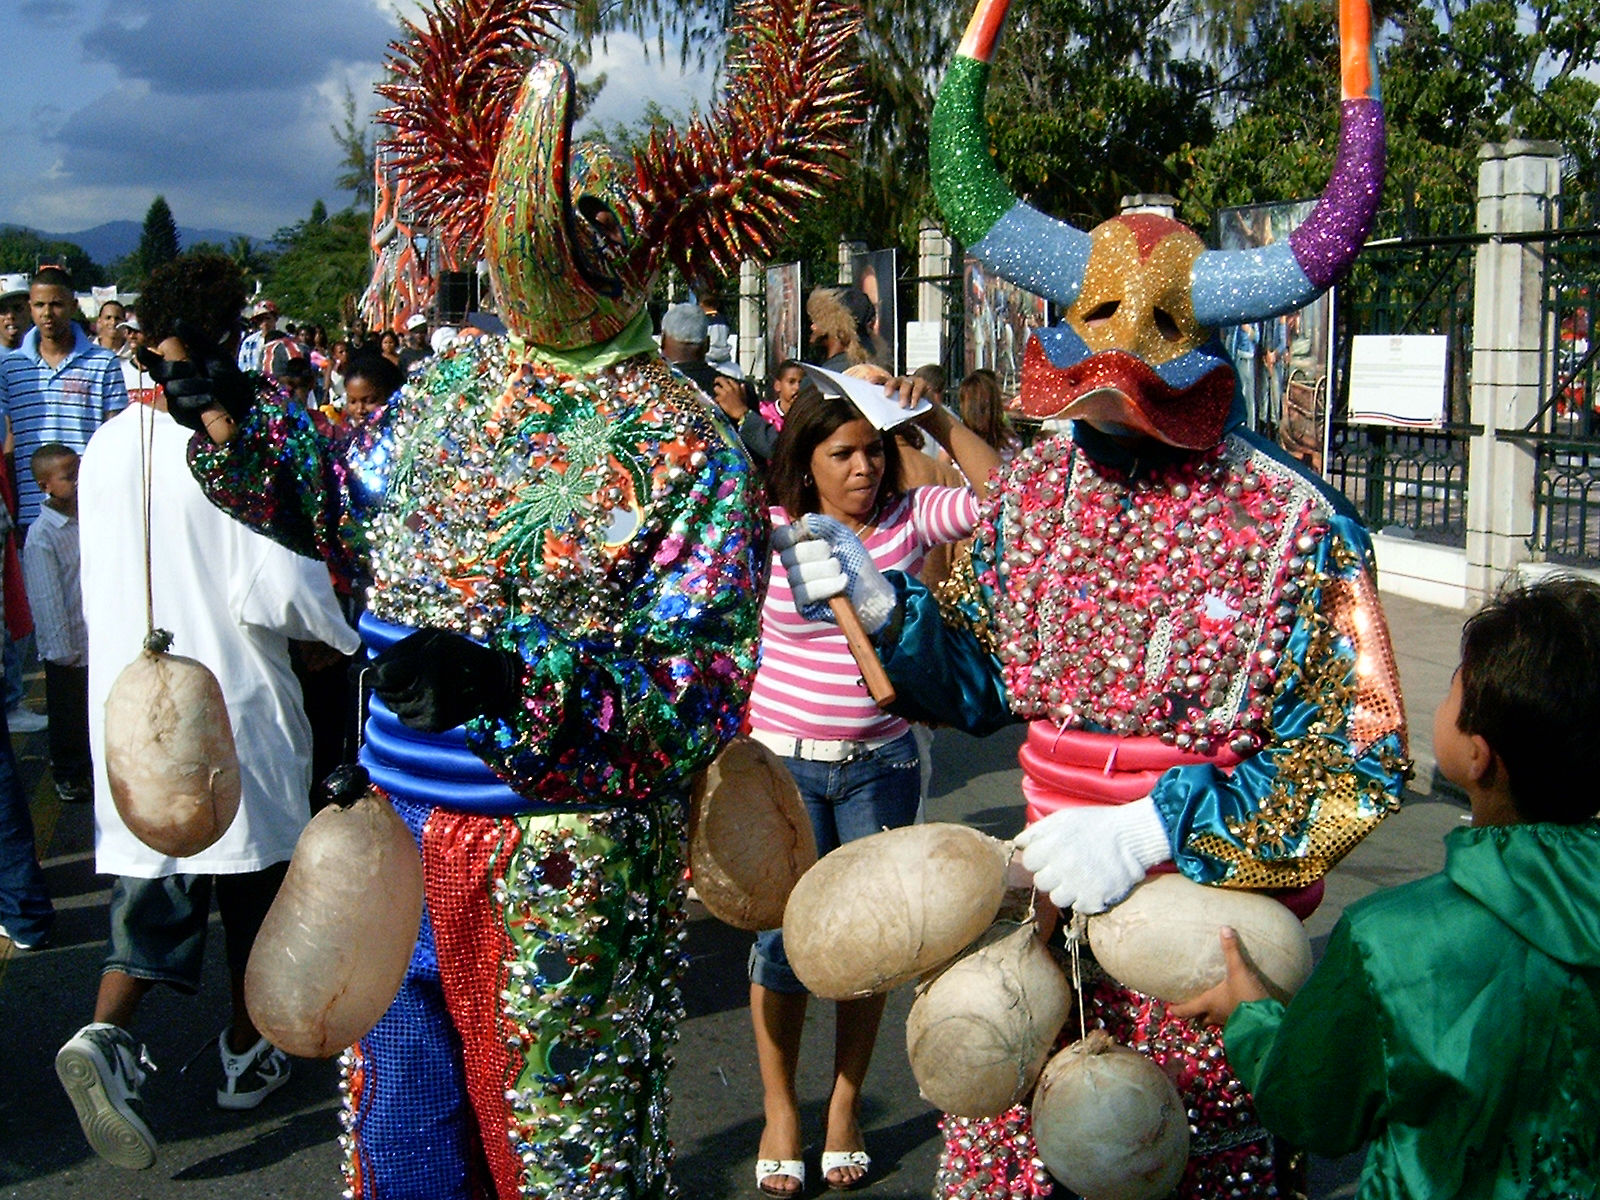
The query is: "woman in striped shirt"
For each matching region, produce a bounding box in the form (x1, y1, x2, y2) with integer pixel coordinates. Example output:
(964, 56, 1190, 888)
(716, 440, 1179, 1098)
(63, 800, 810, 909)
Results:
(748, 380, 997, 1195)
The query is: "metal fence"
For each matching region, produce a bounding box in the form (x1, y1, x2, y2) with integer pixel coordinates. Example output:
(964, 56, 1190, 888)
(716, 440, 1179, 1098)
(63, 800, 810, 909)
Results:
(1327, 202, 1478, 546)
(1523, 190, 1600, 563)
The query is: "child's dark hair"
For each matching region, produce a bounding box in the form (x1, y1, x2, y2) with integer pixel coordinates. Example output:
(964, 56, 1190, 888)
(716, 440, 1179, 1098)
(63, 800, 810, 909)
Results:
(1456, 575, 1600, 823)
(30, 442, 78, 479)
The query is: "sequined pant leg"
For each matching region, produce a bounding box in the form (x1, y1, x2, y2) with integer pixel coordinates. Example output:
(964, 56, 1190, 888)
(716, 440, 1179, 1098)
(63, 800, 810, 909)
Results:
(933, 977, 1282, 1200)
(428, 801, 689, 1200)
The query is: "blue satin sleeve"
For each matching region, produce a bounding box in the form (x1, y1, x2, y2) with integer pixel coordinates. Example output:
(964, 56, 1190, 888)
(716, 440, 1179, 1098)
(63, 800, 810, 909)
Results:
(1151, 515, 1409, 889)
(876, 572, 1017, 737)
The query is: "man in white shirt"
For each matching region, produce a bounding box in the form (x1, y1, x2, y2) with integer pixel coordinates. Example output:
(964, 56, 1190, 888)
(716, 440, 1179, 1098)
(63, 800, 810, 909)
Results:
(55, 253, 360, 1171)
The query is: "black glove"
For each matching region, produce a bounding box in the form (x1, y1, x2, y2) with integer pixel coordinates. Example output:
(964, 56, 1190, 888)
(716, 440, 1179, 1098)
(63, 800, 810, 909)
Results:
(139, 319, 256, 433)
(369, 629, 519, 733)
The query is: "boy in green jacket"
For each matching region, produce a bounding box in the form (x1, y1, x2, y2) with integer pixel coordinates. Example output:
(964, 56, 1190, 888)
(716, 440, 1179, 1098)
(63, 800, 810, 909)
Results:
(1176, 576, 1600, 1198)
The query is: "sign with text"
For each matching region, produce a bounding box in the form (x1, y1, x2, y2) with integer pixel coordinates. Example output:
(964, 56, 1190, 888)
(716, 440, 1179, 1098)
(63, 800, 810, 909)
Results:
(1347, 335, 1450, 428)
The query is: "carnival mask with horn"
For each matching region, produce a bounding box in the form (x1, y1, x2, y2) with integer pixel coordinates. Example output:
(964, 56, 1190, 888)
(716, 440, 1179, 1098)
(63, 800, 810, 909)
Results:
(376, 0, 863, 352)
(931, 0, 1385, 450)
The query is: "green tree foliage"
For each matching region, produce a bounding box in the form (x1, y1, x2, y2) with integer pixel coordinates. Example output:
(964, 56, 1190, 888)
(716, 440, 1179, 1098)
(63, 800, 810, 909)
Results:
(1175, 0, 1600, 229)
(261, 205, 371, 329)
(333, 84, 376, 211)
(0, 226, 105, 285)
(137, 195, 182, 278)
(988, 0, 1218, 228)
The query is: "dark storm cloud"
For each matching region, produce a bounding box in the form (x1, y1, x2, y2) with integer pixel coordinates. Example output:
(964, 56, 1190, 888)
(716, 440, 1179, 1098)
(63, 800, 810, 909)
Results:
(80, 0, 386, 94)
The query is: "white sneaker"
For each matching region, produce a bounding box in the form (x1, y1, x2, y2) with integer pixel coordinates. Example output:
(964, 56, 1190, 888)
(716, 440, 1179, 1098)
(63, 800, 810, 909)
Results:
(55, 1023, 157, 1170)
(6, 706, 47, 734)
(216, 1030, 291, 1110)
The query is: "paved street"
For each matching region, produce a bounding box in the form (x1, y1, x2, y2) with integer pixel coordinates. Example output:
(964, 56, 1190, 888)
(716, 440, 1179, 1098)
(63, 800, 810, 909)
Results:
(1, 591, 1472, 1199)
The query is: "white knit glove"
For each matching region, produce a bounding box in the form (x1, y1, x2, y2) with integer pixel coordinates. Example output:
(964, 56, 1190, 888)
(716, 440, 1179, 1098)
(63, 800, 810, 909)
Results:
(1014, 797, 1173, 914)
(772, 514, 897, 634)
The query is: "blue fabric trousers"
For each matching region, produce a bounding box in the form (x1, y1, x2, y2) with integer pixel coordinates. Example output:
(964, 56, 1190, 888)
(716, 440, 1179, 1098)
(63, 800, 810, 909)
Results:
(0, 707, 53, 944)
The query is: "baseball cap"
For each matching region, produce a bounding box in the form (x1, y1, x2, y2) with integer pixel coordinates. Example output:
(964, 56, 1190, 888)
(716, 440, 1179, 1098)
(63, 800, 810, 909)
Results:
(0, 274, 28, 305)
(251, 299, 279, 320)
(117, 314, 141, 332)
(661, 302, 709, 344)
(405, 312, 428, 331)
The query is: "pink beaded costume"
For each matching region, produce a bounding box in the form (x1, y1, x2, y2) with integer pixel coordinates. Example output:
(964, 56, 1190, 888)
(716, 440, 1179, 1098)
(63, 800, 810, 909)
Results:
(873, 1, 1410, 1196)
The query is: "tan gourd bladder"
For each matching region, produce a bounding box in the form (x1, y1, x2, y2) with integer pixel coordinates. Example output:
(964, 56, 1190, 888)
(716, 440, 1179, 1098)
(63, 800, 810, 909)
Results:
(906, 920, 1072, 1118)
(245, 766, 424, 1057)
(1030, 1029, 1190, 1200)
(104, 630, 240, 859)
(688, 736, 817, 931)
(782, 823, 1010, 1000)
(1086, 872, 1313, 1004)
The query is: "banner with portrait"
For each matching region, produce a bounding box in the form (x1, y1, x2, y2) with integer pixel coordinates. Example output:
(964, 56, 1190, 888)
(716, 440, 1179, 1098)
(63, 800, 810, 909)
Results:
(1216, 199, 1334, 471)
(765, 262, 802, 382)
(850, 249, 899, 373)
(963, 257, 1050, 401)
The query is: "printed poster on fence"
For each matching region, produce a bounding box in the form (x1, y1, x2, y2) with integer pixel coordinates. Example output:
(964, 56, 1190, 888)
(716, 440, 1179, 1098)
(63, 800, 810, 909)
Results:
(1347, 335, 1450, 428)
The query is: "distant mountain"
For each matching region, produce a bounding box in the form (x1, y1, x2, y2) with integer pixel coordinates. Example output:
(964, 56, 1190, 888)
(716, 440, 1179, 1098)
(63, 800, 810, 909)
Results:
(6, 221, 261, 266)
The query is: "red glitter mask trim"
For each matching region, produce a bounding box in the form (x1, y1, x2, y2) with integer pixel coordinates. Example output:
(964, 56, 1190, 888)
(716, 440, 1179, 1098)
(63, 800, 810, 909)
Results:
(1019, 338, 1233, 450)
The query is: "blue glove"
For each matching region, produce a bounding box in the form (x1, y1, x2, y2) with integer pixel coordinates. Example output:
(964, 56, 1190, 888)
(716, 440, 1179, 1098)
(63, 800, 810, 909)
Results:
(773, 513, 897, 634)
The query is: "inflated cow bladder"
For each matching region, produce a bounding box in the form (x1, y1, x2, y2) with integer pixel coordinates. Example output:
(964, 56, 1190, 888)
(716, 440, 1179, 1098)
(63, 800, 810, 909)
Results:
(688, 736, 817, 931)
(245, 766, 424, 1057)
(103, 630, 240, 858)
(783, 822, 1010, 1000)
(906, 920, 1073, 1118)
(1030, 1029, 1189, 1200)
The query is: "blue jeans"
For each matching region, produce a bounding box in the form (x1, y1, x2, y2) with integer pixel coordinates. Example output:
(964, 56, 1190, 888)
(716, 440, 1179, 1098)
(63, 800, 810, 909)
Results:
(0, 707, 53, 943)
(748, 731, 920, 994)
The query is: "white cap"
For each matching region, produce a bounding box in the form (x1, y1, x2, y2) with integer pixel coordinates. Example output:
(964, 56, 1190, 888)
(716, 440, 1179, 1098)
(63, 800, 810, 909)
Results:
(430, 326, 458, 354)
(405, 312, 428, 331)
(0, 274, 29, 304)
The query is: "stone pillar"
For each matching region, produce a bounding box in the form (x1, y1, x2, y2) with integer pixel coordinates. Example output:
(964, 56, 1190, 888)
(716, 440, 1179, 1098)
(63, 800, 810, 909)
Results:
(738, 260, 764, 378)
(916, 220, 953, 325)
(837, 239, 867, 285)
(1466, 140, 1562, 600)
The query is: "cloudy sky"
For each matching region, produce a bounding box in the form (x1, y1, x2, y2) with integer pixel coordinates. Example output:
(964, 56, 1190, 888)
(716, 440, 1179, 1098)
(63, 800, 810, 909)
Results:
(0, 0, 712, 241)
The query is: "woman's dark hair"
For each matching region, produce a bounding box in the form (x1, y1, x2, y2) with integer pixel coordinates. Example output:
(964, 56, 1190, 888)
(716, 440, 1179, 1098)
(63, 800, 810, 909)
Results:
(138, 252, 247, 349)
(343, 351, 404, 399)
(768, 383, 902, 517)
(958, 369, 1013, 451)
(1457, 575, 1600, 823)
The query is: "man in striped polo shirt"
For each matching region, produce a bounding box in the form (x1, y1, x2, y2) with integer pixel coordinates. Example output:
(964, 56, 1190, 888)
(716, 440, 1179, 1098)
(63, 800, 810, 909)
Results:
(0, 268, 129, 535)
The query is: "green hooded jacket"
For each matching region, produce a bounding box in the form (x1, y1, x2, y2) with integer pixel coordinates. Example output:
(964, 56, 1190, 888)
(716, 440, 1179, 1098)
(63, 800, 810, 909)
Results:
(1226, 822, 1600, 1198)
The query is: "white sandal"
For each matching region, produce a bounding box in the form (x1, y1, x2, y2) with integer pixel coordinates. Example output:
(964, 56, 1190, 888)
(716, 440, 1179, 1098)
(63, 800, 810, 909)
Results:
(755, 1158, 805, 1196)
(820, 1149, 871, 1191)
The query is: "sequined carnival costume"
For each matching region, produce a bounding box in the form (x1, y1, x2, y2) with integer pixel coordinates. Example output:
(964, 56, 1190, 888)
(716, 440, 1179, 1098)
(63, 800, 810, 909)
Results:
(877, 1, 1409, 1197)
(183, 3, 863, 1197)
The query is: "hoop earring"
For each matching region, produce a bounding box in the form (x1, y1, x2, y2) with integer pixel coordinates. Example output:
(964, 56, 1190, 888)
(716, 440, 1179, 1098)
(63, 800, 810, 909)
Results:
(802, 472, 813, 486)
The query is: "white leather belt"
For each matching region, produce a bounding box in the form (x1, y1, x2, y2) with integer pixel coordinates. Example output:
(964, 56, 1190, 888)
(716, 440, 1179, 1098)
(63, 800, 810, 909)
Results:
(748, 729, 899, 763)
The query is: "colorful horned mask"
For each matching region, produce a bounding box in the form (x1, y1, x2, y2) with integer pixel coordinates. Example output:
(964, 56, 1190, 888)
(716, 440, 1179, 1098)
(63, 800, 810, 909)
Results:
(377, 0, 864, 352)
(932, 0, 1385, 449)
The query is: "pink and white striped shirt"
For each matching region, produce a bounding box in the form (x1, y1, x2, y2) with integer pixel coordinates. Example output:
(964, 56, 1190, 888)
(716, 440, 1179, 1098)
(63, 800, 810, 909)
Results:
(747, 486, 980, 741)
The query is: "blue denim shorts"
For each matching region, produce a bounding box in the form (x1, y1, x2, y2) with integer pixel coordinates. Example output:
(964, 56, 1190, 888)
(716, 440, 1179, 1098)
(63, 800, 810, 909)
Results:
(748, 730, 921, 994)
(104, 863, 289, 993)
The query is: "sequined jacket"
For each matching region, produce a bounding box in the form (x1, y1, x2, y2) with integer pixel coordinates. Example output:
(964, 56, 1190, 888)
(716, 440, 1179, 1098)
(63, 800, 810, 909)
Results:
(187, 337, 766, 808)
(878, 422, 1409, 889)
(1227, 822, 1600, 1197)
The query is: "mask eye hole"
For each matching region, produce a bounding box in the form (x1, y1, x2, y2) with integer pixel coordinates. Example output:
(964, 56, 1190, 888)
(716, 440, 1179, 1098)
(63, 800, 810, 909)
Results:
(1153, 308, 1182, 342)
(1084, 300, 1119, 326)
